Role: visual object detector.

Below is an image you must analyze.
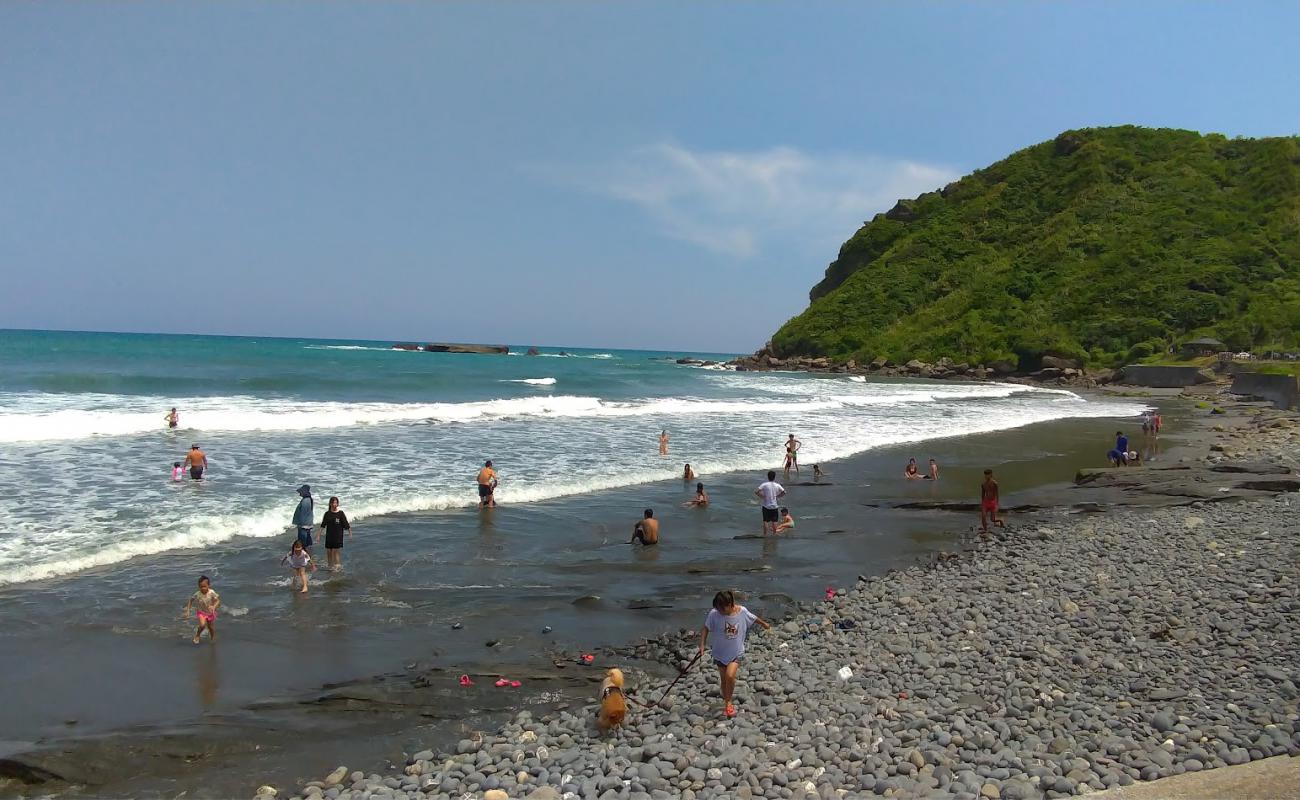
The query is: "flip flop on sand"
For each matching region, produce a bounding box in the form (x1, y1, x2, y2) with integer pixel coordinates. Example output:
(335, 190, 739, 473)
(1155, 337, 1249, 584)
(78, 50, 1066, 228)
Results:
(458, 674, 474, 687)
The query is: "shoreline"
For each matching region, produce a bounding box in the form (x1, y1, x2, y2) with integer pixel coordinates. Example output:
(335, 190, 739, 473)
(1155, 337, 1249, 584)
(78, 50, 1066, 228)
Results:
(266, 392, 1298, 800)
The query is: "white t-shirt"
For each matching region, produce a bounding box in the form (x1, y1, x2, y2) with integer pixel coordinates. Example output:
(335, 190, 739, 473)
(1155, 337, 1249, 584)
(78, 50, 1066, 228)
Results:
(757, 480, 784, 509)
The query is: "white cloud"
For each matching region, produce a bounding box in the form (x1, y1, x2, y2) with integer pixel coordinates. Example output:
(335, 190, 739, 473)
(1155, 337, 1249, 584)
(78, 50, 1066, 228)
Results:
(560, 143, 958, 258)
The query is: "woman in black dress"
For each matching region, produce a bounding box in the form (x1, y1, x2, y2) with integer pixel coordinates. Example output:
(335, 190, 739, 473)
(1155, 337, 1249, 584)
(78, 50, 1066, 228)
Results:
(320, 496, 352, 571)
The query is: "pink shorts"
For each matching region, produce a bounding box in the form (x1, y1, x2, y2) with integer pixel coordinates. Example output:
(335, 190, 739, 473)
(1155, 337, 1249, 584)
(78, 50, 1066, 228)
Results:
(197, 611, 216, 624)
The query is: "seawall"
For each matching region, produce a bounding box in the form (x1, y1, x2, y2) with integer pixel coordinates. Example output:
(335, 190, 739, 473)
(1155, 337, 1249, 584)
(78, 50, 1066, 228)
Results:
(1230, 372, 1299, 410)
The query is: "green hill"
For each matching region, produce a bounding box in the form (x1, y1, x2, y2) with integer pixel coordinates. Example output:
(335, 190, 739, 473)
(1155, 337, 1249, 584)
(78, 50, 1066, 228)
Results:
(770, 126, 1300, 369)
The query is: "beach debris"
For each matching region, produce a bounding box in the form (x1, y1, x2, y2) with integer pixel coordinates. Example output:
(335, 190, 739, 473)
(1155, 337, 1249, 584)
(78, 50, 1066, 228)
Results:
(485, 639, 499, 647)
(581, 653, 595, 664)
(836, 666, 853, 683)
(450, 621, 462, 630)
(542, 625, 553, 633)
(825, 586, 837, 600)
(458, 674, 474, 687)
(493, 678, 522, 688)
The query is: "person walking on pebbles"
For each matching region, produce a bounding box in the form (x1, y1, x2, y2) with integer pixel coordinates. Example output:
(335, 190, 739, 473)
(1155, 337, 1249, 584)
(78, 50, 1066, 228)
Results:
(699, 590, 770, 718)
(183, 575, 220, 644)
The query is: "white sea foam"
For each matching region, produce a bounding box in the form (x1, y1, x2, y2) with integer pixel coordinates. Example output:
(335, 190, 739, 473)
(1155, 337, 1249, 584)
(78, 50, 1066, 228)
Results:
(502, 378, 558, 386)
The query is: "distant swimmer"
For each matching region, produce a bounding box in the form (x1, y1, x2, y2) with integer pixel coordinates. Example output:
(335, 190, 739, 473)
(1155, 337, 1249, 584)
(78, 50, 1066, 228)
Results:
(683, 482, 709, 508)
(812, 464, 825, 483)
(755, 470, 786, 536)
(979, 469, 1005, 533)
(928, 458, 939, 480)
(775, 507, 795, 534)
(477, 460, 499, 509)
(184, 444, 208, 480)
(659, 430, 669, 456)
(683, 463, 696, 481)
(904, 458, 921, 479)
(629, 508, 659, 545)
(782, 434, 801, 478)
(293, 485, 315, 549)
(164, 407, 179, 429)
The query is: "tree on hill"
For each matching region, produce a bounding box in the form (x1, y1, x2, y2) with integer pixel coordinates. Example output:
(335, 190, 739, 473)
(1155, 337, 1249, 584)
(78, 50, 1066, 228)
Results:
(770, 126, 1300, 369)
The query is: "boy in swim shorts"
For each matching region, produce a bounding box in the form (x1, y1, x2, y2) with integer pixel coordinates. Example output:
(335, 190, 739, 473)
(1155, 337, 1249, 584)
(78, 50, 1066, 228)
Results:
(698, 590, 771, 718)
(980, 469, 1005, 533)
(183, 575, 221, 644)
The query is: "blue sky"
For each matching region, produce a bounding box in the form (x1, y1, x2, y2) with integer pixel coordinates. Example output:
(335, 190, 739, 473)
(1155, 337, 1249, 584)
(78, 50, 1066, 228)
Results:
(2, 2, 1297, 352)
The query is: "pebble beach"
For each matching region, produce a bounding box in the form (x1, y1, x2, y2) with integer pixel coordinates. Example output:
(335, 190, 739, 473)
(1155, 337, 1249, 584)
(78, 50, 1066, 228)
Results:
(268, 397, 1300, 800)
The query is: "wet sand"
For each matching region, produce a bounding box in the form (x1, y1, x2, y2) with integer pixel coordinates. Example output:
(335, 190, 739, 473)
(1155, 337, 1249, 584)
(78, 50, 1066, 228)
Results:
(0, 403, 1168, 798)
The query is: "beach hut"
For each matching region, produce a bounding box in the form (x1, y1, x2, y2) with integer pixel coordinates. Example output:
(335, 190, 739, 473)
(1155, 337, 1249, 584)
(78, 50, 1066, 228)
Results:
(1180, 337, 1225, 357)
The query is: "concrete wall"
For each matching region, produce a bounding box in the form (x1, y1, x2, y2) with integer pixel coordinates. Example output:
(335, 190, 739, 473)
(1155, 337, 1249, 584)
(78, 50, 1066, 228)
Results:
(1120, 365, 1211, 388)
(1230, 372, 1299, 410)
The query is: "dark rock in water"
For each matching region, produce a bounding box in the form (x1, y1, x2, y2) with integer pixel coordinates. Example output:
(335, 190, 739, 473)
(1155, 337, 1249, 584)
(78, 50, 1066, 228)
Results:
(485, 640, 499, 647)
(391, 343, 422, 351)
(557, 351, 570, 356)
(451, 622, 462, 630)
(417, 342, 509, 354)
(525, 347, 540, 356)
(572, 595, 602, 606)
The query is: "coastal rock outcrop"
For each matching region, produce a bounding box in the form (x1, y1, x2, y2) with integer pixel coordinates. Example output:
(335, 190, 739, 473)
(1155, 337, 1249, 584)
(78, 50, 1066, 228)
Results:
(391, 343, 509, 354)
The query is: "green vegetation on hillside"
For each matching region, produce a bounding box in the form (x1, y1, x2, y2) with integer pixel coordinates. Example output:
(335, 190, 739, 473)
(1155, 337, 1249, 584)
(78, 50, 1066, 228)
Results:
(772, 126, 1300, 368)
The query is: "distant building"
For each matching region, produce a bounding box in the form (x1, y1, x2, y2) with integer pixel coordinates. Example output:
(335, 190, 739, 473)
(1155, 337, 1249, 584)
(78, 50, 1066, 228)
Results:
(1180, 337, 1226, 357)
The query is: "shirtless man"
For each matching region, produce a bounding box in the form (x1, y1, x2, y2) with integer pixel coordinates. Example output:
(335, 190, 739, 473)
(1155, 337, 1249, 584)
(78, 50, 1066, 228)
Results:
(629, 508, 659, 545)
(782, 434, 801, 478)
(980, 469, 1005, 532)
(164, 407, 179, 429)
(476, 460, 498, 509)
(928, 458, 939, 480)
(183, 444, 208, 480)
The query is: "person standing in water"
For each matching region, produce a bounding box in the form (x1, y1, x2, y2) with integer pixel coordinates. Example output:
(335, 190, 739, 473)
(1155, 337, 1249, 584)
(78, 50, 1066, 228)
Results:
(183, 444, 208, 480)
(980, 469, 1005, 532)
(319, 496, 352, 570)
(659, 430, 670, 456)
(629, 508, 659, 545)
(476, 460, 498, 509)
(164, 407, 179, 429)
(683, 463, 696, 481)
(927, 458, 940, 480)
(292, 485, 314, 549)
(782, 434, 801, 478)
(755, 470, 785, 536)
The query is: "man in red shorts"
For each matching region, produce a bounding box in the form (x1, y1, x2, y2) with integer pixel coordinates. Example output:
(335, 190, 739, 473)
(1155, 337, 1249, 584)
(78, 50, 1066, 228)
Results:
(980, 468, 1005, 533)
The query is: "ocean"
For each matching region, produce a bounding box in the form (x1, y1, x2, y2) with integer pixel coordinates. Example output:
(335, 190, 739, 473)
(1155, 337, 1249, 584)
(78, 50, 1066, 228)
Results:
(0, 329, 1149, 796)
(0, 329, 1138, 588)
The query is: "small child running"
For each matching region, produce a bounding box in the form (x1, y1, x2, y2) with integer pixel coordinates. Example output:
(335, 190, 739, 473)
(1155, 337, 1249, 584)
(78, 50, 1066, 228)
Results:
(281, 540, 317, 593)
(698, 590, 771, 718)
(183, 575, 221, 644)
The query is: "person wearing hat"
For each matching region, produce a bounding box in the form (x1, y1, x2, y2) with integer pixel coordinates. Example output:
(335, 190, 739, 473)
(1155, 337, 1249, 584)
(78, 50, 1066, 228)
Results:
(292, 485, 315, 549)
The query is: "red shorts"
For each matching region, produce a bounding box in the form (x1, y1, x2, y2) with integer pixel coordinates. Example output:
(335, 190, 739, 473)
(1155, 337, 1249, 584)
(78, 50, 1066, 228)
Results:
(981, 500, 998, 513)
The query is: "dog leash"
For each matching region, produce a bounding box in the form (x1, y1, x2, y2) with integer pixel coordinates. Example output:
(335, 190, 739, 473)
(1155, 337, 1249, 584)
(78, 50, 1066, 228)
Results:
(629, 651, 703, 709)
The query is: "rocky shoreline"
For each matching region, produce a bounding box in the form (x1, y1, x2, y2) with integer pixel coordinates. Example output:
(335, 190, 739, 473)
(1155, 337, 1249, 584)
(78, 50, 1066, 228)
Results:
(264, 400, 1299, 800)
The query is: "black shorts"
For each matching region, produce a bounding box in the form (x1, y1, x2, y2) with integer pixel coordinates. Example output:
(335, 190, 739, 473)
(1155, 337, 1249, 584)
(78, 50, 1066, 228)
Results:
(714, 656, 743, 668)
(478, 484, 492, 498)
(190, 467, 204, 480)
(762, 506, 779, 522)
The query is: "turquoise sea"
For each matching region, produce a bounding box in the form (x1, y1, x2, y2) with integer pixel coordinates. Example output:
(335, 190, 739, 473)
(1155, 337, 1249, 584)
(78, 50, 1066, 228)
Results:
(0, 329, 1143, 587)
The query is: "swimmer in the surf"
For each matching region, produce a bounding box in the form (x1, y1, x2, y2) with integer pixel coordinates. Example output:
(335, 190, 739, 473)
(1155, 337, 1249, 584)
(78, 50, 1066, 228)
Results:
(164, 407, 179, 429)
(629, 508, 659, 545)
(904, 458, 920, 479)
(683, 483, 709, 508)
(659, 430, 669, 456)
(927, 458, 939, 480)
(683, 463, 696, 481)
(184, 444, 208, 480)
(812, 464, 825, 483)
(782, 434, 801, 479)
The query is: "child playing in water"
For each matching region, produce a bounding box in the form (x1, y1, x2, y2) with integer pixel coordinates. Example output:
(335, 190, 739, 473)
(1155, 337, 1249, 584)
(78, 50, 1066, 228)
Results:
(683, 482, 709, 508)
(183, 575, 220, 644)
(775, 507, 795, 534)
(281, 540, 316, 593)
(171, 462, 183, 481)
(698, 590, 771, 718)
(812, 464, 825, 483)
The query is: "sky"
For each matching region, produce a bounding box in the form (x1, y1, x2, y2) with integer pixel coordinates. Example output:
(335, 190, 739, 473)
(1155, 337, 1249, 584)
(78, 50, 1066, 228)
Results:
(2, 2, 1298, 353)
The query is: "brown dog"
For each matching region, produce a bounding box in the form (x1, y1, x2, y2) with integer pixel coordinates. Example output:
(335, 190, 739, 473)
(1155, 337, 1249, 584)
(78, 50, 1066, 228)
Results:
(597, 668, 627, 731)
